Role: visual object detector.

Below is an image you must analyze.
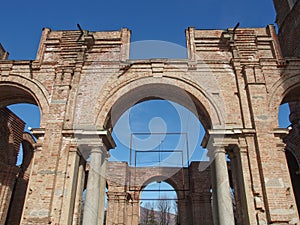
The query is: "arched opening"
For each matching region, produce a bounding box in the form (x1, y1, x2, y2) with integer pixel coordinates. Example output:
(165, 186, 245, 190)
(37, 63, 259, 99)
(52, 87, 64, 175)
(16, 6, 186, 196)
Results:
(140, 180, 178, 225)
(0, 83, 42, 225)
(103, 83, 216, 225)
(278, 103, 291, 128)
(109, 99, 208, 164)
(279, 85, 300, 217)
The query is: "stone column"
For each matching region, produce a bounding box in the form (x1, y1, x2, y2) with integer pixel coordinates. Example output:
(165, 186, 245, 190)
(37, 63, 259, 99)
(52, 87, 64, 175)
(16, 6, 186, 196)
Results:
(211, 161, 219, 225)
(82, 145, 105, 225)
(97, 157, 107, 225)
(74, 129, 115, 225)
(214, 147, 235, 225)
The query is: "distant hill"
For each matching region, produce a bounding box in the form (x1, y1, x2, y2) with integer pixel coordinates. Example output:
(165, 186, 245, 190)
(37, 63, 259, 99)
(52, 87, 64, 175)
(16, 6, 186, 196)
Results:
(140, 206, 177, 225)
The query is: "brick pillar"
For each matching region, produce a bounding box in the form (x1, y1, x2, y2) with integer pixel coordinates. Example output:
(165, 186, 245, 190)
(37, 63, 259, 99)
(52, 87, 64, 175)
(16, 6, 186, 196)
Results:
(117, 193, 128, 224)
(200, 192, 213, 225)
(125, 191, 139, 225)
(126, 199, 134, 225)
(178, 197, 192, 225)
(191, 194, 201, 224)
(106, 192, 130, 225)
(191, 193, 212, 225)
(130, 200, 140, 225)
(106, 192, 115, 225)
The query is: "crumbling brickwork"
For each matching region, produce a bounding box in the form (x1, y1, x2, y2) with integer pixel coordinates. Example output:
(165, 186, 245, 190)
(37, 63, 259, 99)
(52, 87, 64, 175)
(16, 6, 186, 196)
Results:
(273, 0, 300, 57)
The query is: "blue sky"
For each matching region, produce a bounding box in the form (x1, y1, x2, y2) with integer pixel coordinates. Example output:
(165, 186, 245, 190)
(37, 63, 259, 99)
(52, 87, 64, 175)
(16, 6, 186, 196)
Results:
(2, 0, 290, 210)
(0, 0, 276, 59)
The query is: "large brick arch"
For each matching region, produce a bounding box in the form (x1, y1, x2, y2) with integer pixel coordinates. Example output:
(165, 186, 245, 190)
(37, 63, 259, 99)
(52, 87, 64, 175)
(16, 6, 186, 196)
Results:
(0, 75, 49, 126)
(96, 74, 225, 131)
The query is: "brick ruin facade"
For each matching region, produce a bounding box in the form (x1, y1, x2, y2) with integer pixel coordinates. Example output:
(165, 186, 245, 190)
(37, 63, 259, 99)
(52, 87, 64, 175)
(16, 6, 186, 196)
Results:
(0, 1, 300, 223)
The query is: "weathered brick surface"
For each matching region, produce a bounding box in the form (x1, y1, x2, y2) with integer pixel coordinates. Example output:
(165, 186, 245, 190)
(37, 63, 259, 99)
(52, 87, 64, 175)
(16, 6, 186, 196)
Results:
(274, 0, 300, 57)
(0, 23, 299, 225)
(0, 108, 26, 224)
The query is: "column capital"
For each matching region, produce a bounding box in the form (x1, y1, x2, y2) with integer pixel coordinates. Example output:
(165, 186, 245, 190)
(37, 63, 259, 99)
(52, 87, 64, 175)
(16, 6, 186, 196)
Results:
(90, 147, 104, 154)
(214, 147, 226, 154)
(202, 129, 256, 148)
(207, 145, 227, 159)
(62, 129, 116, 150)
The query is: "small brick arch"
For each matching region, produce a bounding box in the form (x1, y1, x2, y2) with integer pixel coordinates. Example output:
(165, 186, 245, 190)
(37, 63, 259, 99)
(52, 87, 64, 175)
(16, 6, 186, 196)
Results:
(138, 177, 180, 209)
(139, 175, 182, 194)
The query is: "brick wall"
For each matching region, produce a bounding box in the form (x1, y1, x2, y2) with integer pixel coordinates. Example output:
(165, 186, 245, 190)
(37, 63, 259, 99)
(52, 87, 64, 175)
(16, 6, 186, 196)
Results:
(0, 107, 25, 224)
(274, 0, 300, 57)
